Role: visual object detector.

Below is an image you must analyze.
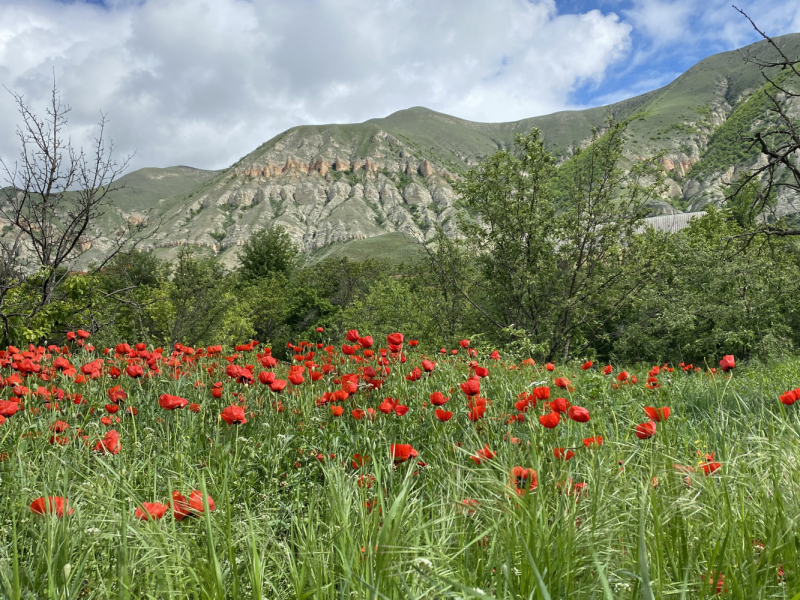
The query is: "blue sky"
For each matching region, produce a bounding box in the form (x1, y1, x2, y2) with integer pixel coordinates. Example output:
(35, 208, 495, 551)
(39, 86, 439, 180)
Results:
(1, 0, 798, 169)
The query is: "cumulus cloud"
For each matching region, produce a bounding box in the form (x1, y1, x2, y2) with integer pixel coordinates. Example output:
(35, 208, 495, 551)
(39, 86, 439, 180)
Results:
(0, 0, 632, 170)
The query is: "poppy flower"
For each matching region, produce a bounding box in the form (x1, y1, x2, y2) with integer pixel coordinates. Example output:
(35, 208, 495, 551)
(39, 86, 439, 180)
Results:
(107, 385, 127, 404)
(330, 405, 344, 417)
(616, 371, 629, 382)
(458, 339, 470, 348)
(545, 363, 555, 371)
(430, 391, 448, 406)
(510, 466, 537, 495)
(135, 502, 169, 521)
(467, 397, 487, 421)
(95, 430, 121, 455)
(125, 365, 144, 378)
(460, 377, 480, 397)
(172, 491, 191, 521)
(567, 406, 590, 423)
(719, 355, 735, 372)
(288, 371, 304, 385)
(583, 436, 603, 447)
(159, 394, 189, 410)
(470, 444, 495, 464)
(315, 326, 324, 333)
(701, 461, 721, 476)
(779, 390, 798, 405)
(539, 411, 560, 429)
(408, 340, 418, 347)
(644, 406, 670, 422)
(351, 454, 368, 469)
(548, 397, 570, 414)
(269, 380, 287, 393)
(30, 496, 73, 517)
(581, 361, 593, 370)
(345, 329, 360, 342)
(635, 421, 657, 439)
(378, 397, 397, 414)
(473, 365, 489, 378)
(554, 377, 570, 389)
(435, 409, 452, 421)
(357, 336, 373, 348)
(393, 404, 409, 416)
(489, 350, 500, 360)
(533, 386, 550, 401)
(553, 448, 575, 460)
(386, 332, 404, 346)
(351, 408, 365, 420)
(220, 405, 247, 425)
(189, 490, 215, 513)
(189, 403, 201, 413)
(421, 359, 436, 373)
(50, 421, 69, 433)
(390, 443, 418, 464)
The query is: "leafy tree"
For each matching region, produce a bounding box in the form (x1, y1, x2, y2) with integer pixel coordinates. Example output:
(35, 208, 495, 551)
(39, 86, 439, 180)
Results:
(238, 226, 298, 281)
(449, 122, 664, 360)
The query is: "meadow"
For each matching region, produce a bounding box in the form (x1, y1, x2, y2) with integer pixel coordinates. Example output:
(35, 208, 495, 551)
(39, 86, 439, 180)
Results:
(1, 331, 799, 599)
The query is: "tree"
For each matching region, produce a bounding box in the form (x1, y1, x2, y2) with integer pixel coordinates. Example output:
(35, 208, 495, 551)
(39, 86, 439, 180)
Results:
(441, 122, 664, 360)
(238, 226, 298, 281)
(726, 8, 800, 241)
(0, 78, 133, 344)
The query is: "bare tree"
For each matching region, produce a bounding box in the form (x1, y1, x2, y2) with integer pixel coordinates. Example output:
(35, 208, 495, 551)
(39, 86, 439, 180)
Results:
(0, 77, 133, 344)
(727, 8, 800, 239)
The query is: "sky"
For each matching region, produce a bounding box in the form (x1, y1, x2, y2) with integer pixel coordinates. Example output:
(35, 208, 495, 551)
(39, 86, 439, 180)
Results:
(0, 0, 798, 172)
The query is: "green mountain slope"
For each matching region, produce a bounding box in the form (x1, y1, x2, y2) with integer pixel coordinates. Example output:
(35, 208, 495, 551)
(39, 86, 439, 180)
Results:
(16, 32, 796, 267)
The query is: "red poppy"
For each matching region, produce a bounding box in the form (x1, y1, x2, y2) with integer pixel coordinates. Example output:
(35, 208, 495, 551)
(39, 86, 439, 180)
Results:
(269, 380, 287, 393)
(701, 461, 721, 476)
(435, 409, 453, 421)
(288, 371, 304, 385)
(581, 361, 593, 370)
(357, 336, 374, 348)
(345, 329, 360, 342)
(351, 454, 368, 469)
(95, 429, 121, 455)
(554, 377, 570, 389)
(189, 490, 215, 513)
(553, 448, 575, 460)
(50, 421, 69, 433)
(159, 394, 189, 410)
(460, 377, 480, 397)
(393, 404, 409, 416)
(172, 491, 190, 521)
(467, 397, 487, 421)
(616, 371, 629, 382)
(387, 332, 404, 346)
(189, 403, 201, 413)
(548, 397, 570, 414)
(539, 411, 560, 429)
(351, 408, 365, 420)
(107, 385, 127, 404)
(779, 390, 798, 405)
(390, 443, 418, 464)
(30, 496, 73, 517)
(635, 421, 657, 439)
(533, 386, 550, 400)
(220, 405, 247, 425)
(545, 363, 555, 371)
(330, 405, 344, 417)
(135, 502, 169, 521)
(430, 391, 448, 406)
(470, 444, 495, 464)
(567, 406, 590, 423)
(719, 355, 735, 372)
(583, 436, 603, 447)
(125, 365, 144, 378)
(643, 406, 670, 422)
(408, 340, 419, 347)
(510, 466, 537, 495)
(421, 359, 436, 373)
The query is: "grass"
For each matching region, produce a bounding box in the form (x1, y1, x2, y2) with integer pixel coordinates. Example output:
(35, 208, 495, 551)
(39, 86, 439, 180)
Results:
(0, 338, 799, 598)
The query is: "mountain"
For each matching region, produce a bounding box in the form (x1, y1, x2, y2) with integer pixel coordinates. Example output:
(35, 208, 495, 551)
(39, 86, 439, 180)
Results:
(32, 33, 800, 266)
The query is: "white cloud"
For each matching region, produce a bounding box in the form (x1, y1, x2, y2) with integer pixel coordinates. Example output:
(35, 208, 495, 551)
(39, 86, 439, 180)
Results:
(0, 0, 632, 170)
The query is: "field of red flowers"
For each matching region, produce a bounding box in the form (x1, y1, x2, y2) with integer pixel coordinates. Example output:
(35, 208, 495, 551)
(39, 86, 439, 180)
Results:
(1, 330, 799, 599)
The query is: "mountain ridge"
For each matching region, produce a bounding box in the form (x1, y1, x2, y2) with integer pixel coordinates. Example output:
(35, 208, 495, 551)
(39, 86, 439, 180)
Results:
(7, 32, 798, 267)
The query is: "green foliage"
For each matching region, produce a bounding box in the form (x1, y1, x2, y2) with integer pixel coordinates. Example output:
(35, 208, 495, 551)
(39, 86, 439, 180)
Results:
(238, 226, 298, 282)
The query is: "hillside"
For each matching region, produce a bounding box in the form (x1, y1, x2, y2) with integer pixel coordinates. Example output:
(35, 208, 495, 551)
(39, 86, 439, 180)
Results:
(10, 33, 799, 267)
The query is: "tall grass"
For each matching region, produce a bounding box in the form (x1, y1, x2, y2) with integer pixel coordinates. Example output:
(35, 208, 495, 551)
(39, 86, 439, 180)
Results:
(1, 347, 798, 598)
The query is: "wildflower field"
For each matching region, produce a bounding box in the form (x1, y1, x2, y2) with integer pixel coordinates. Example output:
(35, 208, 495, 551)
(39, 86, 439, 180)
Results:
(1, 331, 799, 599)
